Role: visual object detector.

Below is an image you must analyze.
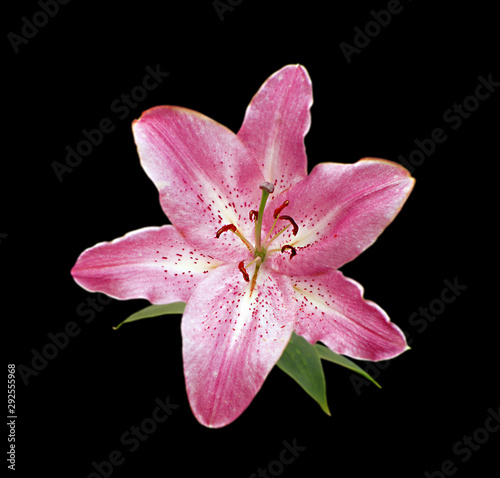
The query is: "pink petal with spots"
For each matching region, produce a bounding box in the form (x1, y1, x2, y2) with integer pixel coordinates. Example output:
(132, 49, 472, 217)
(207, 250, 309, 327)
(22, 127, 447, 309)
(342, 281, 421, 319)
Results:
(292, 270, 408, 361)
(133, 106, 265, 261)
(71, 226, 222, 304)
(182, 263, 296, 428)
(266, 158, 415, 276)
(238, 64, 312, 192)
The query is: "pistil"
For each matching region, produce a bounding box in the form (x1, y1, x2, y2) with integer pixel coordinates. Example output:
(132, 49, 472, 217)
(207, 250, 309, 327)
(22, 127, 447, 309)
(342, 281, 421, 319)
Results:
(255, 182, 274, 253)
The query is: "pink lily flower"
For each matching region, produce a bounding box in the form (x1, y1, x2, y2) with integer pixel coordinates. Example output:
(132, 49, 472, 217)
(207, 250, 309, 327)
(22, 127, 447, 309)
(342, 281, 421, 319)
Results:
(71, 65, 415, 428)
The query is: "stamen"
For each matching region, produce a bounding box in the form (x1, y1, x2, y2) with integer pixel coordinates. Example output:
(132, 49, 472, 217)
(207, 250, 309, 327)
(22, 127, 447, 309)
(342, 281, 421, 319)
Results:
(265, 224, 291, 247)
(245, 257, 262, 269)
(249, 210, 258, 221)
(279, 215, 299, 236)
(249, 257, 262, 294)
(215, 224, 236, 239)
(216, 223, 255, 254)
(281, 245, 297, 259)
(238, 260, 250, 282)
(273, 200, 289, 218)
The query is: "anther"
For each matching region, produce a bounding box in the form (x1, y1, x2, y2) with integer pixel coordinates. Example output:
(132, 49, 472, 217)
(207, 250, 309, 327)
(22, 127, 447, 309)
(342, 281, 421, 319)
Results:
(281, 245, 297, 259)
(249, 210, 258, 221)
(279, 215, 299, 236)
(273, 200, 289, 218)
(238, 260, 250, 282)
(215, 224, 236, 239)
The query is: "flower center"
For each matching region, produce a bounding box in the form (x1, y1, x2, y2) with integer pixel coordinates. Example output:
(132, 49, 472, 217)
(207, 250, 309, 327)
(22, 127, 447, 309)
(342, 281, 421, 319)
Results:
(215, 182, 298, 287)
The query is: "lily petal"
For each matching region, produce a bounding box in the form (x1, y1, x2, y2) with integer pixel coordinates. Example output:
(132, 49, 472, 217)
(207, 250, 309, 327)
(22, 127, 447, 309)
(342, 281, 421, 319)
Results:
(267, 158, 415, 275)
(133, 106, 265, 260)
(292, 270, 408, 361)
(71, 226, 222, 304)
(182, 263, 296, 428)
(238, 64, 312, 192)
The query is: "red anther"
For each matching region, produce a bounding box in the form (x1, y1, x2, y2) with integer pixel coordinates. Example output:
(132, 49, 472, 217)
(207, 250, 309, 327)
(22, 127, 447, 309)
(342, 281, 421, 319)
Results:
(281, 245, 297, 259)
(279, 215, 299, 236)
(249, 210, 259, 221)
(273, 200, 289, 218)
(238, 260, 250, 282)
(215, 224, 236, 239)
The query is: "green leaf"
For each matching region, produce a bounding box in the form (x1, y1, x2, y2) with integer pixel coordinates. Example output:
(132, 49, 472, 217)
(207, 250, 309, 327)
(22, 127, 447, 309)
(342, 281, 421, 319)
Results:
(276, 332, 331, 415)
(113, 302, 186, 330)
(315, 343, 381, 389)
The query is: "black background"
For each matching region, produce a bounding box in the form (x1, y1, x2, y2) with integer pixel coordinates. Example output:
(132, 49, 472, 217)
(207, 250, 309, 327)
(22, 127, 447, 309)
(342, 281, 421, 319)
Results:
(4, 1, 499, 477)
